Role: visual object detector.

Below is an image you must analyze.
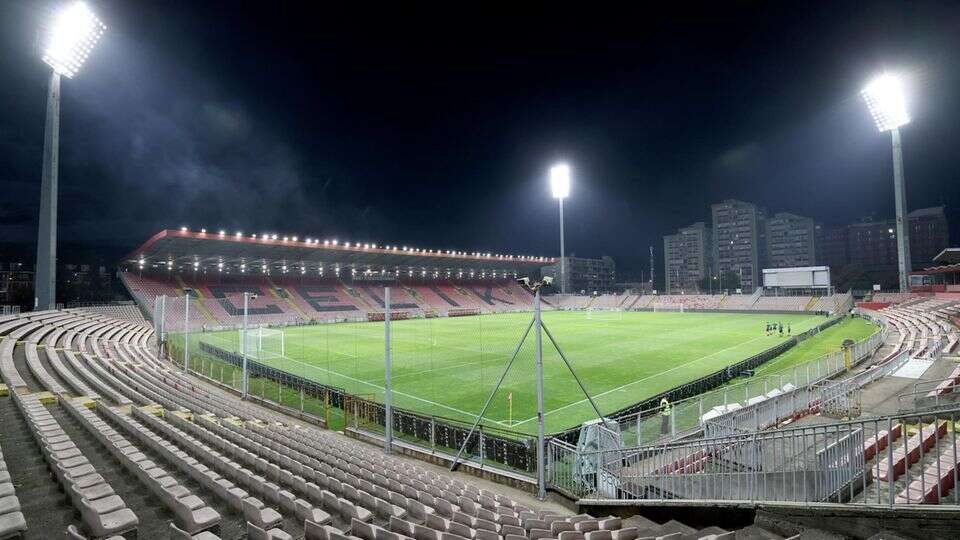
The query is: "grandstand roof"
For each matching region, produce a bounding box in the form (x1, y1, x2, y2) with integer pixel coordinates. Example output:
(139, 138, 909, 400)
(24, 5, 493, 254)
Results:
(933, 248, 960, 265)
(123, 229, 554, 273)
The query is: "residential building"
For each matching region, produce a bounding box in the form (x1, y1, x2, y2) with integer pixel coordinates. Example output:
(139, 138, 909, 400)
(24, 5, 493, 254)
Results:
(712, 199, 764, 291)
(542, 256, 616, 294)
(764, 212, 816, 268)
(663, 222, 712, 293)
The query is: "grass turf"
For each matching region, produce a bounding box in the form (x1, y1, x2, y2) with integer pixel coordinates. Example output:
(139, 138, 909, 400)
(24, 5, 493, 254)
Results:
(749, 316, 879, 377)
(183, 310, 837, 433)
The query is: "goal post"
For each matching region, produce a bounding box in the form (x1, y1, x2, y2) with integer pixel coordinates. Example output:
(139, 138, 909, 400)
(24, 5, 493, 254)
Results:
(240, 327, 285, 360)
(586, 307, 623, 321)
(653, 303, 685, 313)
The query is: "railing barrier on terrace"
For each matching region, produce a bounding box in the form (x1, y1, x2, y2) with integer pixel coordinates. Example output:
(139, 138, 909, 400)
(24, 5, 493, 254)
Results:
(549, 406, 960, 507)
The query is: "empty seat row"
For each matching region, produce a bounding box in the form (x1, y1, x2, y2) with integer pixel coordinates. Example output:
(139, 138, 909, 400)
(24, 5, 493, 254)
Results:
(63, 398, 221, 535)
(0, 435, 26, 539)
(23, 342, 67, 395)
(12, 393, 137, 538)
(61, 350, 132, 406)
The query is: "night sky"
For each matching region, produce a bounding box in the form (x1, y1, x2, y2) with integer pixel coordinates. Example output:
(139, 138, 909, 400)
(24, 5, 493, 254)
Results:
(2, 1, 959, 276)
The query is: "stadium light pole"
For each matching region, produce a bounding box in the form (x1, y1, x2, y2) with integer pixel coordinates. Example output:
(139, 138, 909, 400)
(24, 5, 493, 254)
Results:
(34, 2, 106, 310)
(861, 73, 913, 292)
(550, 164, 571, 295)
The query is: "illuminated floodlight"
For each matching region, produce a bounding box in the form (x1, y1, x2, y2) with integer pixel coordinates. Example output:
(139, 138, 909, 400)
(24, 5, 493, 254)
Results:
(549, 163, 571, 199)
(42, 2, 106, 79)
(861, 73, 910, 132)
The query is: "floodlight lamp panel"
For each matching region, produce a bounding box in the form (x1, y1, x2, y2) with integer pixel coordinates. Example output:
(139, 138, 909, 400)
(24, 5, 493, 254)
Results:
(861, 73, 910, 132)
(550, 163, 571, 198)
(42, 2, 106, 78)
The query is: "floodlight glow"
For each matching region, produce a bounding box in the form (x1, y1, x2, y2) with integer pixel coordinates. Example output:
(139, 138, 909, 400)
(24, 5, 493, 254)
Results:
(861, 73, 910, 132)
(42, 2, 106, 78)
(550, 163, 571, 199)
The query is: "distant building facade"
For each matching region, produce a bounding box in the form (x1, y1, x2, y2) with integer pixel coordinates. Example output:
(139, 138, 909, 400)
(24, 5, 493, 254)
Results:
(764, 212, 816, 269)
(542, 256, 616, 294)
(663, 222, 712, 293)
(712, 199, 764, 291)
(819, 226, 849, 271)
(908, 206, 950, 268)
(844, 207, 948, 272)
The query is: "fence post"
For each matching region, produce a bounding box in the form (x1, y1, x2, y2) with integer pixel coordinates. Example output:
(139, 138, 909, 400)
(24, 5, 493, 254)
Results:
(384, 286, 393, 454)
(430, 416, 436, 452)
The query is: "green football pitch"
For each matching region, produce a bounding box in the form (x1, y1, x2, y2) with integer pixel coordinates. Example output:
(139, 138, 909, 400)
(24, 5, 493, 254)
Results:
(184, 310, 836, 433)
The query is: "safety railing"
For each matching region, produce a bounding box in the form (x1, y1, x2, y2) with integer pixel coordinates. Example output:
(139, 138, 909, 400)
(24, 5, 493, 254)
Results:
(617, 321, 887, 445)
(898, 377, 960, 413)
(550, 406, 960, 507)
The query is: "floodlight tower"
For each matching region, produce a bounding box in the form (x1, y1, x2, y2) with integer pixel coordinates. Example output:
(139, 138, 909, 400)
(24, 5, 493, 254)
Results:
(861, 73, 912, 292)
(550, 163, 571, 294)
(35, 2, 106, 310)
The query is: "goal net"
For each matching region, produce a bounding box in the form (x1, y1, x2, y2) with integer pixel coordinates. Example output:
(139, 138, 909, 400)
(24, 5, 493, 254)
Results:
(240, 327, 285, 360)
(586, 308, 623, 321)
(653, 303, 685, 313)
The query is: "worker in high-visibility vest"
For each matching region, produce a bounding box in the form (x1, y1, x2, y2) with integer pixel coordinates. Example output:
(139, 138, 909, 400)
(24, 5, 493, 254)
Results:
(660, 397, 672, 435)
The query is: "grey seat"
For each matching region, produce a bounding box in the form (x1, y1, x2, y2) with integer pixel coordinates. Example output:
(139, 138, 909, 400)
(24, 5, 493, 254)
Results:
(352, 519, 376, 540)
(390, 516, 416, 537)
(247, 521, 293, 540)
(0, 495, 20, 515)
(75, 497, 138, 538)
(169, 522, 223, 539)
(242, 497, 283, 530)
(296, 498, 332, 526)
(340, 498, 373, 523)
(304, 520, 328, 540)
(0, 511, 26, 539)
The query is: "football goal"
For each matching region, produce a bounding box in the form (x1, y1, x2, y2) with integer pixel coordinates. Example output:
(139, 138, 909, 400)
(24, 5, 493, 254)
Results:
(240, 327, 285, 360)
(586, 308, 623, 321)
(653, 303, 685, 313)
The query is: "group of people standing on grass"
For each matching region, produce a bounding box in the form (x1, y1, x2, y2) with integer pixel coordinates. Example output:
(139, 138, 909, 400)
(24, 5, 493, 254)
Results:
(765, 321, 791, 337)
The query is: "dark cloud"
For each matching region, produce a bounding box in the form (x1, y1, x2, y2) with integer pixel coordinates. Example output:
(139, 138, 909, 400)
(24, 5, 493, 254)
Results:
(1, 0, 959, 275)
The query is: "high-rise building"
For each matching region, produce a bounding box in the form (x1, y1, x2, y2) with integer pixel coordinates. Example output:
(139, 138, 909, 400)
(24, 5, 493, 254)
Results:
(541, 256, 616, 294)
(845, 207, 949, 272)
(663, 222, 712, 293)
(764, 212, 816, 269)
(908, 206, 949, 268)
(712, 199, 764, 291)
(819, 226, 849, 272)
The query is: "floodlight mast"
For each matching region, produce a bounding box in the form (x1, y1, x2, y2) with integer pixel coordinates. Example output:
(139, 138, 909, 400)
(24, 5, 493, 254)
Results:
(861, 73, 912, 292)
(550, 164, 571, 295)
(35, 2, 106, 310)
